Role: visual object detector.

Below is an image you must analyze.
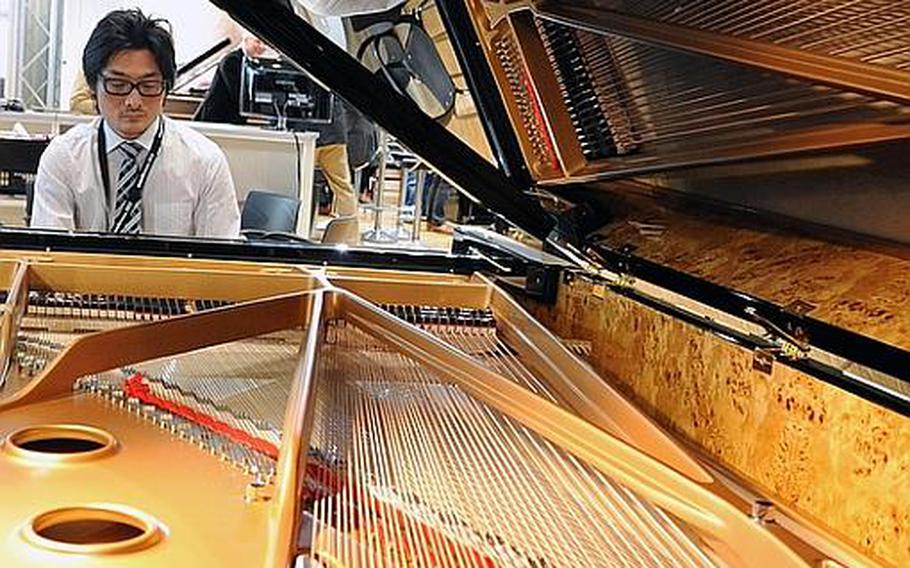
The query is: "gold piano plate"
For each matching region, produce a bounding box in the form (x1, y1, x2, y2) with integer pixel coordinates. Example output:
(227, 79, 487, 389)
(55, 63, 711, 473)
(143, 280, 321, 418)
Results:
(0, 251, 861, 567)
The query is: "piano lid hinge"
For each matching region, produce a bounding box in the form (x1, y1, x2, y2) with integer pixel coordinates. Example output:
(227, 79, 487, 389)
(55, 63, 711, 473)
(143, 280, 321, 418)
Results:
(611, 244, 638, 289)
(613, 271, 636, 289)
(745, 306, 811, 357)
(545, 234, 621, 285)
(746, 306, 811, 375)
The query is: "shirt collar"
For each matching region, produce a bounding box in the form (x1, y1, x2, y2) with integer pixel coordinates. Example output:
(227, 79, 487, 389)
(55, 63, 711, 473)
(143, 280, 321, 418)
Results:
(104, 116, 161, 154)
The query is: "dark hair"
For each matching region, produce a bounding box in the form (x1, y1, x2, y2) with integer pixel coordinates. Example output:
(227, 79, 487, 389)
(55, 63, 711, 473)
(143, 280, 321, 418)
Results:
(83, 9, 176, 91)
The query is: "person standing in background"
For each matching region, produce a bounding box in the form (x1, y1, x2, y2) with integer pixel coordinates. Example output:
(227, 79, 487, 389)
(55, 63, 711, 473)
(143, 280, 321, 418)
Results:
(69, 72, 96, 115)
(194, 32, 358, 221)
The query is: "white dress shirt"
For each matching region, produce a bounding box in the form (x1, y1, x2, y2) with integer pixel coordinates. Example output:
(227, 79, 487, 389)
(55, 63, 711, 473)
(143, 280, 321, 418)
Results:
(31, 116, 240, 238)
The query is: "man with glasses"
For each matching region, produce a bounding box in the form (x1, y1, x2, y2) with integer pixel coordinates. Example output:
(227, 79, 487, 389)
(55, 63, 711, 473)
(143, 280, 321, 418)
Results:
(32, 9, 240, 237)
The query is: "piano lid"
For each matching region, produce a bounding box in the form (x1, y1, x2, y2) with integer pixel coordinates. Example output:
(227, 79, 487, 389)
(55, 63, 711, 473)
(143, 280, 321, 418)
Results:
(207, 0, 910, 404)
(209, 0, 910, 238)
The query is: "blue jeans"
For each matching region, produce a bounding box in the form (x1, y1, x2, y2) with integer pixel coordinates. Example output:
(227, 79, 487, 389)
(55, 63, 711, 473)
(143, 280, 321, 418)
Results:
(405, 171, 450, 226)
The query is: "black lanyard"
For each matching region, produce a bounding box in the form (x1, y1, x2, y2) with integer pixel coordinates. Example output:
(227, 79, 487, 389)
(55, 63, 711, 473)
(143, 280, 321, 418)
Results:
(97, 118, 165, 228)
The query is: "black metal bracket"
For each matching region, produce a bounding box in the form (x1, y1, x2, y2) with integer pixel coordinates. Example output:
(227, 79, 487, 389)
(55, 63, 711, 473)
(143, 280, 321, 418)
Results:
(452, 226, 570, 303)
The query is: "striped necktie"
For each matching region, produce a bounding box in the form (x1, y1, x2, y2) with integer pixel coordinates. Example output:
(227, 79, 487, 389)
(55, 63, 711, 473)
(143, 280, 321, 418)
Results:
(111, 142, 143, 234)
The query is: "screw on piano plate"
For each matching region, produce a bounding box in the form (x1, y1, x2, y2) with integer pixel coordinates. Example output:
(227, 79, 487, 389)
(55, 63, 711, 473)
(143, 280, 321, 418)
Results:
(190, 430, 203, 445)
(151, 407, 168, 426)
(110, 389, 125, 407)
(241, 450, 256, 472)
(218, 442, 234, 462)
(157, 411, 173, 430)
(174, 419, 191, 437)
(208, 436, 224, 456)
(244, 468, 271, 503)
(126, 397, 140, 413)
(173, 419, 185, 436)
(141, 404, 157, 422)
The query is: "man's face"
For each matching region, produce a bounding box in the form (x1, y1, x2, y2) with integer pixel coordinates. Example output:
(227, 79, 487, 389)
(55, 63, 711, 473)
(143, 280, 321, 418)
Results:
(94, 49, 166, 139)
(242, 36, 278, 60)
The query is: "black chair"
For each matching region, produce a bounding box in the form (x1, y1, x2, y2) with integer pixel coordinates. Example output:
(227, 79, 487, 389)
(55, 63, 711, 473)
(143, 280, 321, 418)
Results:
(240, 190, 300, 235)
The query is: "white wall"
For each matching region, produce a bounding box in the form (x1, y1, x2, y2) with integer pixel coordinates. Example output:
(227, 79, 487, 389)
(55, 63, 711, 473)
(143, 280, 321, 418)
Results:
(0, 0, 10, 97)
(60, 0, 235, 110)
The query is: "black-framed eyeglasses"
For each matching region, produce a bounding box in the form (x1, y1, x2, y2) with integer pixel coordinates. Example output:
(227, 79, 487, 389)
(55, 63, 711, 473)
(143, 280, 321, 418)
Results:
(100, 76, 166, 97)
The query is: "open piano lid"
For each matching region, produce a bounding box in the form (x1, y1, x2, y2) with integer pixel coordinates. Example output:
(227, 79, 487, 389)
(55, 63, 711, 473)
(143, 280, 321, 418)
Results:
(205, 0, 910, 418)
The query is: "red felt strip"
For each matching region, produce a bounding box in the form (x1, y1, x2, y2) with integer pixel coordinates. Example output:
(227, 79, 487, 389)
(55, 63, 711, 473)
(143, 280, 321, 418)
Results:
(521, 72, 561, 172)
(123, 374, 280, 459)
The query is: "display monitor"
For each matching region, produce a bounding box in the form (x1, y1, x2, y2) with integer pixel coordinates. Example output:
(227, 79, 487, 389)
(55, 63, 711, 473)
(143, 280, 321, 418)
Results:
(240, 56, 333, 129)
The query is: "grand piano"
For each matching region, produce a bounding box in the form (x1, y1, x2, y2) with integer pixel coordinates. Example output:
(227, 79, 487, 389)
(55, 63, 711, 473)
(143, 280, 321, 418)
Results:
(0, 1, 907, 566)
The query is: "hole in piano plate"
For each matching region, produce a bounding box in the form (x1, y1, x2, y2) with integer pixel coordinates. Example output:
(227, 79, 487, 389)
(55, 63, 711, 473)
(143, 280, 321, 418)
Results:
(24, 505, 161, 554)
(4, 424, 117, 462)
(19, 437, 104, 454)
(37, 518, 144, 544)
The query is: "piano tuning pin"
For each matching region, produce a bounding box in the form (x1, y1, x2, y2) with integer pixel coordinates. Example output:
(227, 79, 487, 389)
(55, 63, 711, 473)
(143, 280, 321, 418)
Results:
(163, 414, 179, 434)
(141, 403, 156, 415)
(218, 442, 234, 462)
(175, 419, 190, 438)
(96, 382, 111, 399)
(244, 471, 270, 503)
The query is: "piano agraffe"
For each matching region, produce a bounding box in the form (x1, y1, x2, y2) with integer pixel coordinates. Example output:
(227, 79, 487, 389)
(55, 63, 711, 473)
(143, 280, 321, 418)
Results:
(1, 0, 908, 566)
